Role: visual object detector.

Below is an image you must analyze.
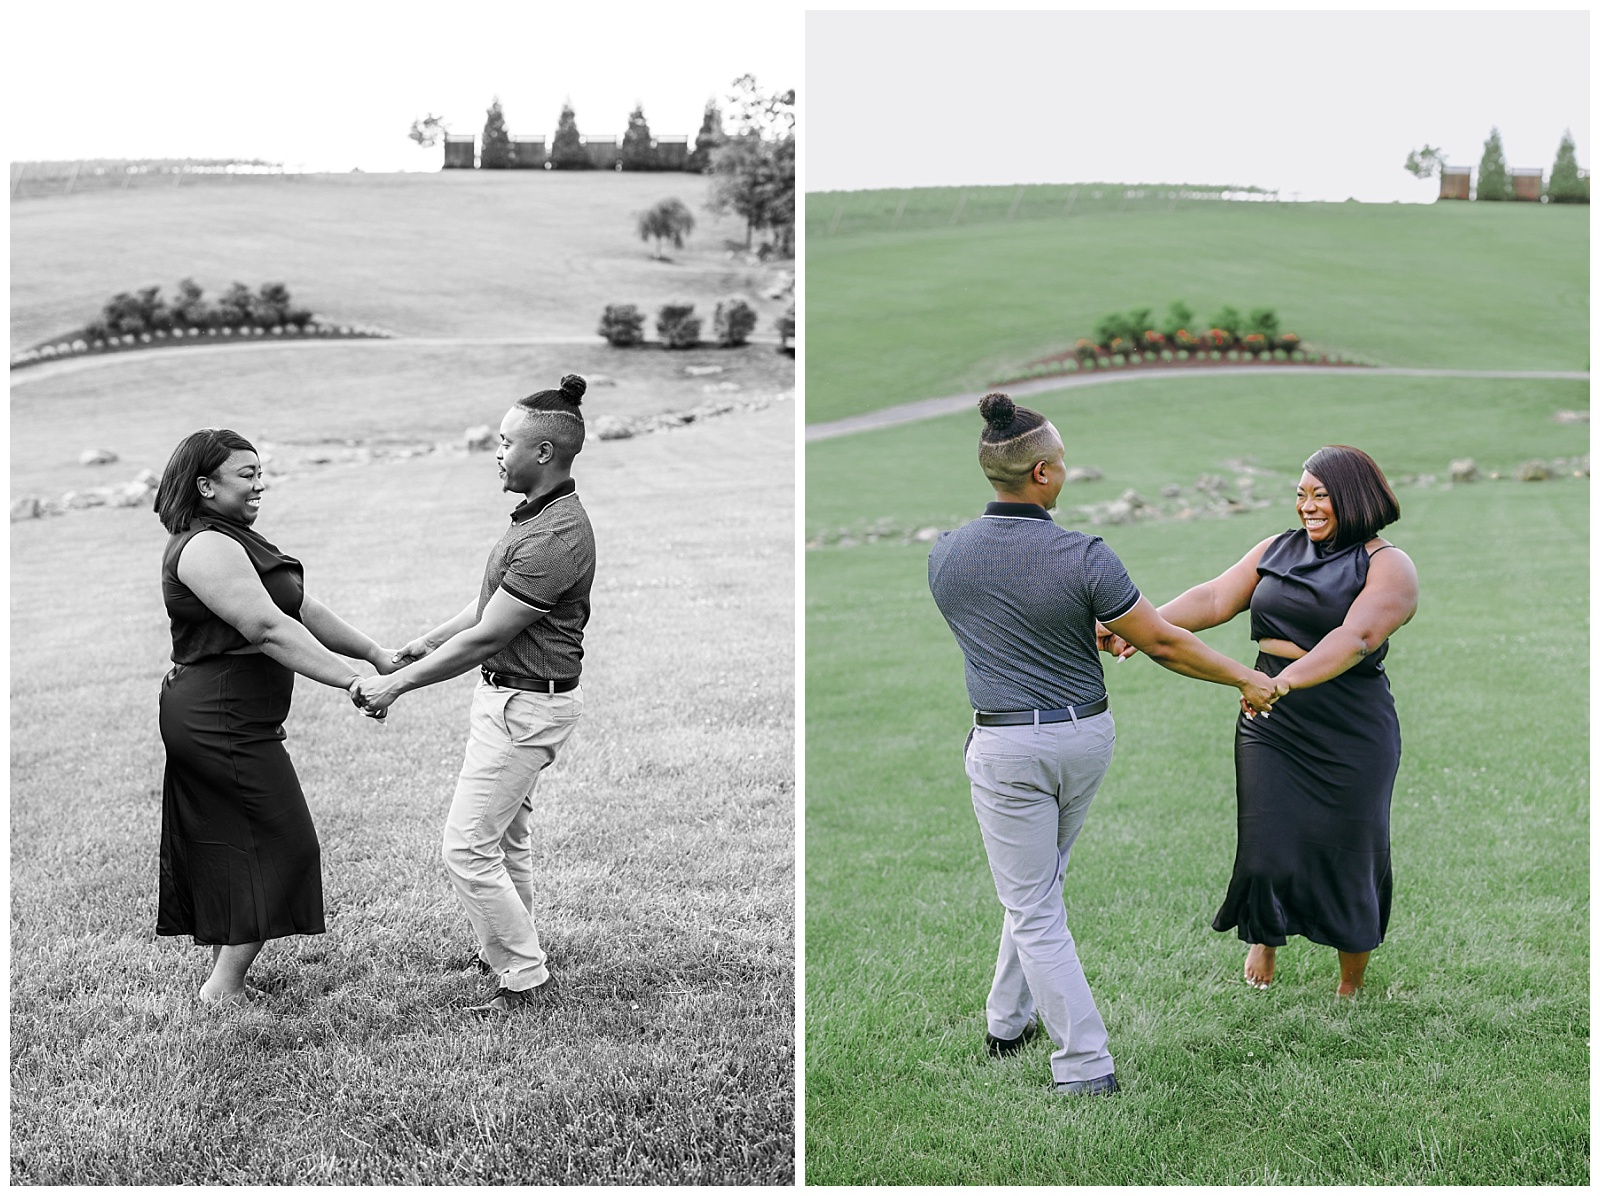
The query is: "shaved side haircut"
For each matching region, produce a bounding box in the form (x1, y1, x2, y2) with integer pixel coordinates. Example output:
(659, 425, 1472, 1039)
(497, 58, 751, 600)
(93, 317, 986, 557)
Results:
(977, 393, 1060, 489)
(514, 373, 588, 463)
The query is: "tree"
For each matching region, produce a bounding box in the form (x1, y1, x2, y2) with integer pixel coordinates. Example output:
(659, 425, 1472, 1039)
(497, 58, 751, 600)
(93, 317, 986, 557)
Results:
(1476, 127, 1511, 201)
(408, 113, 448, 149)
(637, 197, 695, 259)
(706, 76, 795, 255)
(687, 99, 723, 173)
(480, 98, 512, 169)
(1548, 129, 1589, 204)
(1403, 144, 1447, 180)
(551, 102, 587, 169)
(621, 104, 655, 171)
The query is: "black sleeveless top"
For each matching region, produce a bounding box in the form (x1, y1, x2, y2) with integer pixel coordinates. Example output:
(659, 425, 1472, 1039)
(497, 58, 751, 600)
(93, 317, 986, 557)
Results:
(162, 514, 305, 664)
(1249, 529, 1388, 676)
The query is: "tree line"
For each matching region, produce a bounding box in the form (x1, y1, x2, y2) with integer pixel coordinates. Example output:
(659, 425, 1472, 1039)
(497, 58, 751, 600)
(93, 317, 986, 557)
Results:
(1406, 128, 1587, 202)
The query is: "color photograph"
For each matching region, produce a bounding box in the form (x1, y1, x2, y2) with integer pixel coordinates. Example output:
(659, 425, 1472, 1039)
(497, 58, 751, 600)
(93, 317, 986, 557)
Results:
(805, 9, 1588, 1185)
(11, 5, 795, 1184)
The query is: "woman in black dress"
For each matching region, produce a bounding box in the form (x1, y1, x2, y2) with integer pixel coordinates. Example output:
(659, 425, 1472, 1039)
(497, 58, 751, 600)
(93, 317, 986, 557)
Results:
(1108, 446, 1418, 995)
(154, 428, 397, 1004)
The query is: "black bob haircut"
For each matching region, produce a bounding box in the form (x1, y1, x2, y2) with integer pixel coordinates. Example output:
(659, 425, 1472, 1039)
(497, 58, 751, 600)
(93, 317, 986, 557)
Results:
(154, 428, 257, 533)
(1302, 444, 1400, 551)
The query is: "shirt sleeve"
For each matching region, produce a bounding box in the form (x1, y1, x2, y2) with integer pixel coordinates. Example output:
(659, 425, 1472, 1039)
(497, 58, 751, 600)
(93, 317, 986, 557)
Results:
(1084, 536, 1141, 622)
(498, 530, 579, 613)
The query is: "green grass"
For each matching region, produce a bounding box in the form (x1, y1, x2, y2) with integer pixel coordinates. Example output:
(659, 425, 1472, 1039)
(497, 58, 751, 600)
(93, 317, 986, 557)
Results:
(804, 196, 1588, 425)
(11, 173, 795, 1184)
(11, 170, 788, 348)
(804, 383, 1588, 1184)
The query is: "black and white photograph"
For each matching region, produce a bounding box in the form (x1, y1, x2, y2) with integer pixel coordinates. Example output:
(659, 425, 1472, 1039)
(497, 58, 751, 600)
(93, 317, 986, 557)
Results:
(10, 4, 795, 1183)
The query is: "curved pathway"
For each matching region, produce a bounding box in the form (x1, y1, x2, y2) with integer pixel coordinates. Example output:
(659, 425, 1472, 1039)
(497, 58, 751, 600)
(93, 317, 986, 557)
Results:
(805, 366, 1591, 442)
(10, 331, 784, 387)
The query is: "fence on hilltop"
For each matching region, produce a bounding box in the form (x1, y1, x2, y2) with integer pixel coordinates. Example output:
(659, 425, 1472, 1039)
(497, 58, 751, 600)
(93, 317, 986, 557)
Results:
(10, 159, 308, 201)
(807, 182, 1286, 238)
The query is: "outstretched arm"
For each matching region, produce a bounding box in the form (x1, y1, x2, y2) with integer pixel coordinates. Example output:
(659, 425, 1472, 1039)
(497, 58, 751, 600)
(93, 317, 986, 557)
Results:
(393, 599, 481, 665)
(1100, 535, 1278, 659)
(1103, 596, 1278, 712)
(300, 595, 396, 675)
(1272, 546, 1418, 693)
(355, 589, 545, 712)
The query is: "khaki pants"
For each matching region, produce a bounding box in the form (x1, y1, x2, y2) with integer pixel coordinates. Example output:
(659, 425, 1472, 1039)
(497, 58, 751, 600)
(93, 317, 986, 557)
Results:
(965, 711, 1116, 1085)
(442, 679, 582, 991)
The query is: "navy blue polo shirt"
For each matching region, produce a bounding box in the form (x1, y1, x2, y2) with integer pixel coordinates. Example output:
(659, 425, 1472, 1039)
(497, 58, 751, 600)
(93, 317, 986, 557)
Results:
(928, 501, 1140, 711)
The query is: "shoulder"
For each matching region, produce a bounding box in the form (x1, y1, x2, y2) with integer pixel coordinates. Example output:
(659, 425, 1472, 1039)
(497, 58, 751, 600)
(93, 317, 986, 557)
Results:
(1364, 540, 1418, 587)
(174, 527, 252, 578)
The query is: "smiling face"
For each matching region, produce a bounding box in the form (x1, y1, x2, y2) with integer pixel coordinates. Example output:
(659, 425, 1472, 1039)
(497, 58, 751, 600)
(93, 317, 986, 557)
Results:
(1296, 470, 1338, 543)
(496, 407, 554, 497)
(197, 449, 264, 524)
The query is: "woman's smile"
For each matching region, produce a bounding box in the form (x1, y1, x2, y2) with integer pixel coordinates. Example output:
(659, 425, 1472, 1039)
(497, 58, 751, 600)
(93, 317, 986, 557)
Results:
(1296, 471, 1337, 543)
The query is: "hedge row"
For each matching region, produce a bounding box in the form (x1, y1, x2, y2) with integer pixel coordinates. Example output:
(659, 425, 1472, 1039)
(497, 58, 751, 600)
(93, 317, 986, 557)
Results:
(598, 298, 791, 350)
(11, 321, 391, 370)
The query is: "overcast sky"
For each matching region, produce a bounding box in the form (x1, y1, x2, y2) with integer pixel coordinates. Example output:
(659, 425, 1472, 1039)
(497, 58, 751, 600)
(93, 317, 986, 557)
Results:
(7, 3, 797, 172)
(806, 9, 1589, 203)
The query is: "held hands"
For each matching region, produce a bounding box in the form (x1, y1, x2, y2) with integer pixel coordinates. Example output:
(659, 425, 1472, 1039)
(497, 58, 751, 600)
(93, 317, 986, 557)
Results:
(352, 673, 403, 718)
(1238, 671, 1291, 719)
(1094, 621, 1137, 662)
(391, 636, 434, 668)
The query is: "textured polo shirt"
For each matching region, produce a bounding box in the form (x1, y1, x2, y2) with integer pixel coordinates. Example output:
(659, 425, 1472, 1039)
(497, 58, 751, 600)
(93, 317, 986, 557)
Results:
(479, 479, 595, 680)
(928, 501, 1140, 711)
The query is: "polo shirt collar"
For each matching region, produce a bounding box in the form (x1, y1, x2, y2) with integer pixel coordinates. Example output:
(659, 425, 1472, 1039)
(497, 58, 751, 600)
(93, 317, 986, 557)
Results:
(509, 478, 576, 524)
(983, 501, 1052, 521)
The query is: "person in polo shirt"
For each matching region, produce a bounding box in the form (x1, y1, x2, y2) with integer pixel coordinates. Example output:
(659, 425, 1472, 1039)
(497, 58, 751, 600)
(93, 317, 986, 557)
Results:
(353, 373, 595, 1014)
(928, 393, 1278, 1095)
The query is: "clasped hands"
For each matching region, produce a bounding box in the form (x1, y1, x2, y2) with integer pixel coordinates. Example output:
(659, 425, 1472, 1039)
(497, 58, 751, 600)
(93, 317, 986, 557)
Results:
(348, 636, 435, 720)
(1093, 622, 1289, 719)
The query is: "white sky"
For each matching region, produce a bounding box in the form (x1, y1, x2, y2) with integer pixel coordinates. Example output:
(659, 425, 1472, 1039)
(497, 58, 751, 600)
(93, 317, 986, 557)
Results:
(806, 8, 1590, 203)
(7, 2, 798, 172)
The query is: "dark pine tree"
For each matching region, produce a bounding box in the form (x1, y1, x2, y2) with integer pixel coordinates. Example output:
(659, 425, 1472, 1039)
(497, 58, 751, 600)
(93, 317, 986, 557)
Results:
(1547, 129, 1588, 204)
(687, 99, 723, 173)
(551, 102, 587, 169)
(1476, 126, 1512, 201)
(621, 105, 655, 171)
(480, 98, 512, 169)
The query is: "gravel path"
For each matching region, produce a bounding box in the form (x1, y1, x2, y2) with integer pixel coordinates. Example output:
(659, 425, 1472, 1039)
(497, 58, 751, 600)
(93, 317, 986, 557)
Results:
(805, 366, 1591, 442)
(10, 332, 783, 388)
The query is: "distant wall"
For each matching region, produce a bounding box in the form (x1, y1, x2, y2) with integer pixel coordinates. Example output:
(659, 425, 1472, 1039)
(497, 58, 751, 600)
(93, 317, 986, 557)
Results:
(1439, 167, 1471, 201)
(443, 133, 697, 172)
(584, 137, 620, 171)
(1511, 169, 1543, 202)
(511, 137, 546, 169)
(443, 135, 475, 170)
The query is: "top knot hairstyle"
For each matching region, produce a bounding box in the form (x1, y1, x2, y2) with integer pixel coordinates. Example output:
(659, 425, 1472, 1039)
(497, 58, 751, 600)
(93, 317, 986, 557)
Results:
(1302, 444, 1400, 550)
(513, 373, 588, 460)
(154, 427, 257, 533)
(976, 392, 1060, 490)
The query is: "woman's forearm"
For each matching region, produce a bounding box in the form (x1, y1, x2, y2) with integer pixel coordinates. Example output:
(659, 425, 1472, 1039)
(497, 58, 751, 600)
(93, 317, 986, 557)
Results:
(1143, 627, 1255, 689)
(301, 597, 385, 667)
(257, 615, 365, 690)
(1273, 628, 1373, 692)
(391, 625, 507, 695)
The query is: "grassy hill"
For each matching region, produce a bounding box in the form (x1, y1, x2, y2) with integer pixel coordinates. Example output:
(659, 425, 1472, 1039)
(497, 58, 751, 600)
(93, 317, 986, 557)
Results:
(12, 171, 788, 348)
(804, 193, 1587, 424)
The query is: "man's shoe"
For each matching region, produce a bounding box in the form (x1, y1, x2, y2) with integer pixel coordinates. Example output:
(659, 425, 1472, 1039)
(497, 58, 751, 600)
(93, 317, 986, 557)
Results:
(465, 984, 544, 1015)
(985, 1018, 1040, 1057)
(1053, 1073, 1119, 1096)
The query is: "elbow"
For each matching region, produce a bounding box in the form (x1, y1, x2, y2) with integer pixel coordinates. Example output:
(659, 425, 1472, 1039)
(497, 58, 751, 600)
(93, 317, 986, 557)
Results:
(249, 613, 294, 650)
(1140, 634, 1181, 663)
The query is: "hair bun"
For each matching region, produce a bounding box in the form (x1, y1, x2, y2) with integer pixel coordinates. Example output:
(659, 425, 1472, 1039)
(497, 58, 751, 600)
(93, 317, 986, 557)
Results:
(558, 374, 587, 405)
(978, 392, 1015, 429)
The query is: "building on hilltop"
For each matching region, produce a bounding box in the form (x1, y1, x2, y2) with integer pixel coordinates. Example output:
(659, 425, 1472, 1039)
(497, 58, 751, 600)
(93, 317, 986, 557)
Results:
(1510, 168, 1543, 201)
(443, 134, 475, 170)
(511, 137, 546, 170)
(1438, 166, 1471, 200)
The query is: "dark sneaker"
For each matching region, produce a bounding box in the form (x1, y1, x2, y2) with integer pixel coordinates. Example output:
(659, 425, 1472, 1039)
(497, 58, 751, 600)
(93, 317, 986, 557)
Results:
(1054, 1073, 1119, 1096)
(465, 981, 549, 1015)
(985, 1018, 1040, 1057)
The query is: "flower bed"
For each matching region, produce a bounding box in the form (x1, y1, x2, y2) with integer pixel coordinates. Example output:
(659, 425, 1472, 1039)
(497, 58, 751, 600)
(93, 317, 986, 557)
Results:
(11, 320, 396, 370)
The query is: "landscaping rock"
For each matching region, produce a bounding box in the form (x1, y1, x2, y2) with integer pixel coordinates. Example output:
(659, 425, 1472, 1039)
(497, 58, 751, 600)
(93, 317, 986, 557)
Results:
(1160, 484, 1182, 499)
(79, 448, 118, 466)
(594, 416, 633, 441)
(1118, 488, 1148, 509)
(463, 425, 495, 452)
(1516, 460, 1550, 482)
(586, 374, 617, 387)
(913, 527, 940, 543)
(684, 365, 723, 377)
(1065, 466, 1102, 483)
(133, 468, 159, 487)
(1448, 458, 1479, 482)
(10, 497, 42, 522)
(1552, 410, 1589, 424)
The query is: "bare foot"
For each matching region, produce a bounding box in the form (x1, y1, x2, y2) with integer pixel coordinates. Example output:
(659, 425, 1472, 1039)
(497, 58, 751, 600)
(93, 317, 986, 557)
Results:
(1336, 950, 1370, 997)
(198, 982, 249, 1006)
(1245, 943, 1276, 989)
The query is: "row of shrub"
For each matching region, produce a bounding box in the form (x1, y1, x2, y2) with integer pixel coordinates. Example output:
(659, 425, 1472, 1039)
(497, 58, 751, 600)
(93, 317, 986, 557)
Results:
(84, 279, 314, 340)
(1003, 346, 1349, 384)
(599, 298, 788, 350)
(11, 321, 389, 369)
(1074, 302, 1301, 362)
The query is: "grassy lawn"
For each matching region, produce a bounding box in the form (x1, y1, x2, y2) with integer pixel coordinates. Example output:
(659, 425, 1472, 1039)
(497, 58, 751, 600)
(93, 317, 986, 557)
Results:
(804, 196, 1588, 424)
(804, 381, 1588, 1183)
(11, 172, 795, 1184)
(12, 171, 789, 348)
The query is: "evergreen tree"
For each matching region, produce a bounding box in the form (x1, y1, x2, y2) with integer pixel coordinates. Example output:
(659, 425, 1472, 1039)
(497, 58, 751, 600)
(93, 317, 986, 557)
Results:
(1547, 129, 1588, 204)
(687, 99, 723, 173)
(551, 102, 587, 169)
(621, 104, 655, 171)
(1475, 127, 1511, 201)
(480, 98, 512, 169)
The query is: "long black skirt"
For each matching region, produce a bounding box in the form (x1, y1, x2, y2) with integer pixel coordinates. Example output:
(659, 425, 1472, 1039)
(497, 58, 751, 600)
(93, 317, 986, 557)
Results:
(156, 653, 325, 945)
(1211, 652, 1400, 954)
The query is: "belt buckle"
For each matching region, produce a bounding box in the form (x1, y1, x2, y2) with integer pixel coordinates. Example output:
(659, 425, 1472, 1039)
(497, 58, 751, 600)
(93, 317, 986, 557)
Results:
(485, 669, 498, 687)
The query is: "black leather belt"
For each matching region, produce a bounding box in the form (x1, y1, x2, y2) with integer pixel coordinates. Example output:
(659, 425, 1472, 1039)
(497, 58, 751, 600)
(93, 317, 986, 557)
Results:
(481, 668, 579, 693)
(975, 695, 1109, 726)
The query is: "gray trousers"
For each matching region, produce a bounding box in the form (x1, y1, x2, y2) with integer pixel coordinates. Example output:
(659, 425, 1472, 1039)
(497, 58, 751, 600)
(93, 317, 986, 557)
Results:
(965, 711, 1116, 1085)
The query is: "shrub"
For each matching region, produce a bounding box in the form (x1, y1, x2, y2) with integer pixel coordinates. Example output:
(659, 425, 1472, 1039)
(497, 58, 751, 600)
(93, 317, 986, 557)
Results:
(1548, 129, 1588, 204)
(1160, 301, 1195, 339)
(656, 302, 700, 349)
(776, 303, 795, 354)
(1245, 307, 1280, 339)
(713, 297, 757, 347)
(598, 304, 646, 347)
(1209, 305, 1244, 338)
